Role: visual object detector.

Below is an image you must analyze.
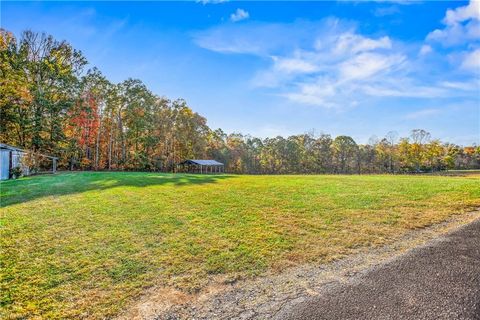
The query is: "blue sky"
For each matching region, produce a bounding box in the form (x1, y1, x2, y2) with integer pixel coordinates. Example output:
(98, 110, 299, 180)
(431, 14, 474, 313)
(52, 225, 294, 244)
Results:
(2, 1, 479, 145)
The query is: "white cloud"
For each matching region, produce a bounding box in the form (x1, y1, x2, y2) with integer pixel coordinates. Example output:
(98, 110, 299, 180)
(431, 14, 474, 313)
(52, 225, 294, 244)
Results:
(425, 0, 480, 76)
(443, 0, 480, 25)
(230, 8, 249, 22)
(440, 80, 478, 91)
(427, 20, 480, 46)
(370, 0, 417, 4)
(419, 44, 432, 55)
(333, 33, 392, 54)
(284, 78, 340, 108)
(404, 108, 441, 120)
(339, 52, 405, 81)
(361, 83, 449, 98)
(252, 26, 414, 106)
(196, 0, 228, 4)
(194, 18, 479, 108)
(193, 22, 296, 55)
(427, 0, 480, 46)
(193, 19, 346, 55)
(461, 48, 480, 71)
(373, 6, 400, 17)
(193, 24, 263, 55)
(273, 56, 319, 74)
(340, 0, 416, 4)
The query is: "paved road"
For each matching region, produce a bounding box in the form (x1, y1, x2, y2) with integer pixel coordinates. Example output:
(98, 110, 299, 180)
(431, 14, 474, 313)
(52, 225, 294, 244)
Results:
(279, 219, 480, 320)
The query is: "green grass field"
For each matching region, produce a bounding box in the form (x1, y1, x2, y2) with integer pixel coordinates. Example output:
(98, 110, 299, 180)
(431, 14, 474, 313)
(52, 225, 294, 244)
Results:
(1, 172, 479, 319)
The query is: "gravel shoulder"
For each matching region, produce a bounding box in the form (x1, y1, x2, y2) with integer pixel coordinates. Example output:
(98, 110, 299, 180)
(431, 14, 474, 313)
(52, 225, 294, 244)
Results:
(119, 210, 480, 320)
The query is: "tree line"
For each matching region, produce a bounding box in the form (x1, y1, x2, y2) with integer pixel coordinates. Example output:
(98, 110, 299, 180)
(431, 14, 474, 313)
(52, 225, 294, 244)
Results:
(1, 30, 479, 174)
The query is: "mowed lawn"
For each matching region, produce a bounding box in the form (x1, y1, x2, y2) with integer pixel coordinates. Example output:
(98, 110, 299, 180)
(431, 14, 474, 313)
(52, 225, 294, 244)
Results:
(1, 172, 479, 319)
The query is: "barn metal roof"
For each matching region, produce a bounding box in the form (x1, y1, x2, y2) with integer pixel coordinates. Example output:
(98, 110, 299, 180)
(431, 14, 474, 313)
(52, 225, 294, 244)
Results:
(0, 143, 24, 151)
(181, 159, 224, 166)
(0, 143, 58, 159)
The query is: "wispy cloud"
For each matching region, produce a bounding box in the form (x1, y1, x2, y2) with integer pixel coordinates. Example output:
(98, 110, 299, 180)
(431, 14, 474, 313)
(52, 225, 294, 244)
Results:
(193, 20, 328, 55)
(404, 108, 441, 120)
(361, 83, 448, 98)
(332, 33, 392, 54)
(340, 0, 417, 4)
(230, 8, 249, 22)
(273, 56, 319, 74)
(193, 24, 265, 54)
(339, 52, 405, 81)
(373, 5, 400, 17)
(247, 20, 459, 107)
(440, 81, 479, 91)
(194, 6, 479, 109)
(196, 0, 228, 5)
(256, 124, 291, 138)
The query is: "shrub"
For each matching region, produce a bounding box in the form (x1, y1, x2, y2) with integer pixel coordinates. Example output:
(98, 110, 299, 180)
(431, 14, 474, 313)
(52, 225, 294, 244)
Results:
(10, 166, 22, 179)
(20, 151, 40, 174)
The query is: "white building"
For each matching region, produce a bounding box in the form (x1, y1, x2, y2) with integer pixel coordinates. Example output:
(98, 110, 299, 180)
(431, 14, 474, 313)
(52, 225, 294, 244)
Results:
(0, 143, 57, 180)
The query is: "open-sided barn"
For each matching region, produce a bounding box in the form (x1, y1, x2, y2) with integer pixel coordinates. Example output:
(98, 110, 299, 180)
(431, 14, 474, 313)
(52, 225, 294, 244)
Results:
(178, 159, 225, 174)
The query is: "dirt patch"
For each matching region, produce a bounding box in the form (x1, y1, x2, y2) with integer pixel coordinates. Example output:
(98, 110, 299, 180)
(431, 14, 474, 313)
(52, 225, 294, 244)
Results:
(117, 209, 480, 320)
(117, 288, 191, 320)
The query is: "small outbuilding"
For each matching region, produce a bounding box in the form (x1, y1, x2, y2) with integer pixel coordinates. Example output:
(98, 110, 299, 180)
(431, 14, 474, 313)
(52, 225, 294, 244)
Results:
(0, 143, 58, 180)
(178, 159, 225, 174)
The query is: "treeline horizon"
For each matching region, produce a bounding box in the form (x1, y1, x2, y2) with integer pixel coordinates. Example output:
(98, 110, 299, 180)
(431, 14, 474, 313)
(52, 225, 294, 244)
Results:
(1, 29, 479, 174)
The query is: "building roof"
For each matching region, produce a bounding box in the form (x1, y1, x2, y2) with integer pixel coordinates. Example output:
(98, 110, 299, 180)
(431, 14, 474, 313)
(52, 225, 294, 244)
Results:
(0, 143, 58, 159)
(0, 143, 24, 152)
(180, 159, 224, 166)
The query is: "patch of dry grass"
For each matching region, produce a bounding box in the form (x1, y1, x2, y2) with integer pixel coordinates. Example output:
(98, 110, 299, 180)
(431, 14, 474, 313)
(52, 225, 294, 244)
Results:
(1, 172, 479, 318)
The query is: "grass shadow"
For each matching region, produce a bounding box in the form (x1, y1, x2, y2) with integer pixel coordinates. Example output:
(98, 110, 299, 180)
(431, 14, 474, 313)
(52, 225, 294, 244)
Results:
(0, 171, 235, 208)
